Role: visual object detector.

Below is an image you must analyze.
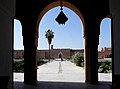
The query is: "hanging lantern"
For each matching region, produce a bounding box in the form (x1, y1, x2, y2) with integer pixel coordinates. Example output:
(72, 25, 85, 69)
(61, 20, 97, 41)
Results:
(55, 0, 68, 25)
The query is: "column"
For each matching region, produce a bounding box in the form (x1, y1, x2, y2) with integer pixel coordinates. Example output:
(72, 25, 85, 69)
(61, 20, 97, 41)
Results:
(85, 19, 99, 84)
(110, 0, 120, 88)
(0, 0, 15, 89)
(22, 21, 37, 85)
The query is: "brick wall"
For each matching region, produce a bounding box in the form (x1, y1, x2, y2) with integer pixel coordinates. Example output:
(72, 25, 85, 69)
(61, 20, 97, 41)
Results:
(14, 47, 111, 59)
(14, 50, 24, 59)
(98, 47, 112, 59)
(14, 49, 84, 59)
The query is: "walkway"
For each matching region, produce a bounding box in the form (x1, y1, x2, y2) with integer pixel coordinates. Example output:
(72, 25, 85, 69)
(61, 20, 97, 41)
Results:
(14, 60, 112, 89)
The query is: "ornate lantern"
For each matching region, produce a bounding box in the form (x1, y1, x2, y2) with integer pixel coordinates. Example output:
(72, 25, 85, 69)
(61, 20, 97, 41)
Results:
(55, 0, 68, 25)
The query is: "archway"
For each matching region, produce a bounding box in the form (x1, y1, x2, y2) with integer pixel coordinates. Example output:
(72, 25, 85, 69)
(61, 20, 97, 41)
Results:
(36, 1, 84, 82)
(58, 52, 63, 61)
(58, 53, 63, 59)
(36, 1, 85, 39)
(14, 19, 24, 50)
(98, 17, 112, 82)
(13, 19, 24, 82)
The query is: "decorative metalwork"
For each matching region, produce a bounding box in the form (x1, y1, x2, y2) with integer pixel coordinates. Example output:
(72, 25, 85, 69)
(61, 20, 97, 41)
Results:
(55, 0, 68, 25)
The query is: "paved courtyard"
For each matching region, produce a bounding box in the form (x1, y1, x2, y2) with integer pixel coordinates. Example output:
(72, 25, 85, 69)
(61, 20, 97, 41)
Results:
(14, 60, 112, 89)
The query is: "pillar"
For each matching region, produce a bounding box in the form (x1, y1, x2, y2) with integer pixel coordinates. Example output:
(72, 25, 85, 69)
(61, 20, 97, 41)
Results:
(110, 0, 120, 88)
(22, 20, 37, 85)
(0, 0, 15, 89)
(85, 19, 99, 84)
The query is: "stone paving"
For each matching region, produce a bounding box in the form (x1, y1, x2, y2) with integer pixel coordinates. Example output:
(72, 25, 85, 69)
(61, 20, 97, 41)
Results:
(14, 60, 112, 89)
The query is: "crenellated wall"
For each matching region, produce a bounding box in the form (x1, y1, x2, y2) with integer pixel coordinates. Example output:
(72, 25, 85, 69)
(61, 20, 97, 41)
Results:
(98, 47, 112, 59)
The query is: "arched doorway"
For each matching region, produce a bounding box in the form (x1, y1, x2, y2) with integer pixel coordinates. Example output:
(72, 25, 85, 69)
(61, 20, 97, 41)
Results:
(58, 52, 63, 61)
(59, 53, 62, 59)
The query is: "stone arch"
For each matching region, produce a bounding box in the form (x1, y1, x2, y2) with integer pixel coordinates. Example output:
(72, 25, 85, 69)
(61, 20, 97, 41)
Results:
(36, 1, 85, 40)
(100, 14, 112, 23)
(14, 18, 24, 49)
(99, 14, 112, 80)
(58, 52, 63, 59)
(99, 14, 112, 50)
(14, 18, 22, 30)
(58, 52, 63, 61)
(36, 0, 86, 81)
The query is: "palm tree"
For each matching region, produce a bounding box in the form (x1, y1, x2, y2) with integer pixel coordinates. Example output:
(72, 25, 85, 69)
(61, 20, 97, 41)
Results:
(45, 29, 54, 62)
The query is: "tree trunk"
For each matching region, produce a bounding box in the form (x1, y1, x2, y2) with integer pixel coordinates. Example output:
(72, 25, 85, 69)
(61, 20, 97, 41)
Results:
(49, 44, 50, 62)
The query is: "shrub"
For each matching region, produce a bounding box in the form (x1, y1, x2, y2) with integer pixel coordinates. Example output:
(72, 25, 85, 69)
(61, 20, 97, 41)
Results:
(37, 59, 47, 66)
(72, 52, 84, 67)
(98, 61, 112, 73)
(13, 59, 47, 73)
(13, 60, 24, 72)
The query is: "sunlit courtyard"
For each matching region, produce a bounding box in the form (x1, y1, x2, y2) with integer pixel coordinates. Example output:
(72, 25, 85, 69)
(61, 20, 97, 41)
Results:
(14, 60, 112, 89)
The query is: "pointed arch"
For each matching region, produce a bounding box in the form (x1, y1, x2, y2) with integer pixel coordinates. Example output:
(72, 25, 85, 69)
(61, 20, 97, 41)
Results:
(58, 52, 63, 59)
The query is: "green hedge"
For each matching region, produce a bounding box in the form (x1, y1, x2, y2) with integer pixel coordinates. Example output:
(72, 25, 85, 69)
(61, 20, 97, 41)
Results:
(98, 61, 112, 73)
(37, 59, 47, 66)
(72, 52, 112, 73)
(13, 59, 47, 73)
(72, 52, 84, 67)
(13, 60, 24, 72)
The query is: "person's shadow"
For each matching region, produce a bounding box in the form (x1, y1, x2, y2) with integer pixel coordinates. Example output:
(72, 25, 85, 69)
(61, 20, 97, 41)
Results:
(61, 58, 63, 61)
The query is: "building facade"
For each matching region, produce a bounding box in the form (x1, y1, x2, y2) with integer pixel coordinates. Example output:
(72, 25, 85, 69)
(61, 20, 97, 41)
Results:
(98, 47, 112, 59)
(14, 47, 111, 59)
(14, 48, 84, 59)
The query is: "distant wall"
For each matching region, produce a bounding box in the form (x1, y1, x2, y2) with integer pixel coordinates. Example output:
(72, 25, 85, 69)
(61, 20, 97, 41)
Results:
(14, 48, 112, 59)
(98, 47, 112, 59)
(14, 49, 84, 59)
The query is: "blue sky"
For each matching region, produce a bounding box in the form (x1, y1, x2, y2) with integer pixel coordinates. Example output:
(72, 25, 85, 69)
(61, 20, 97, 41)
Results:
(14, 6, 111, 50)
